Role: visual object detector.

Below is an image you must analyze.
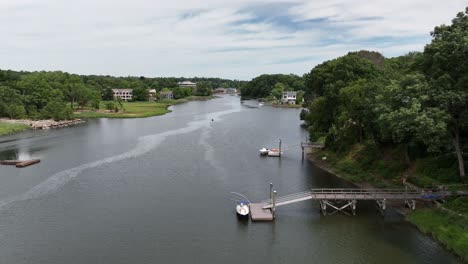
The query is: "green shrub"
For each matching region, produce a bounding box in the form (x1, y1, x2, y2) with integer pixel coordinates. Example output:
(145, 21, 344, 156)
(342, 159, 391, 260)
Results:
(105, 102, 115, 111)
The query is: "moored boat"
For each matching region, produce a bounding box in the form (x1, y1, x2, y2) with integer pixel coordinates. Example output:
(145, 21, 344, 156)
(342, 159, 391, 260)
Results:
(236, 202, 250, 217)
(259, 147, 270, 155)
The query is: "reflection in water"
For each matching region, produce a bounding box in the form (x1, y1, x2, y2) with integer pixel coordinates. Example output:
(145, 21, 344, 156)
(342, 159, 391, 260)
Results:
(0, 149, 17, 160)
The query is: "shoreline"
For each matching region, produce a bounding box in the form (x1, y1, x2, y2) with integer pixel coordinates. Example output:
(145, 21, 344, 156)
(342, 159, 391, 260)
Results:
(74, 96, 217, 119)
(306, 149, 467, 262)
(0, 96, 217, 137)
(0, 118, 85, 133)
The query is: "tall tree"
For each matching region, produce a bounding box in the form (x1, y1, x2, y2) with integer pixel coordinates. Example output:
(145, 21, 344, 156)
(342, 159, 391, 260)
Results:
(420, 7, 468, 181)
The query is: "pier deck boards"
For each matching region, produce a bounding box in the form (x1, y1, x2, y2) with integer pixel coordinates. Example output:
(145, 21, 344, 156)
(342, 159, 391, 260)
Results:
(250, 203, 273, 221)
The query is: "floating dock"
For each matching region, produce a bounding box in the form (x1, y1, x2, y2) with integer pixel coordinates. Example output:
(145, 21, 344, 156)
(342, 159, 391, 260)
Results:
(249, 203, 273, 221)
(0, 159, 41, 168)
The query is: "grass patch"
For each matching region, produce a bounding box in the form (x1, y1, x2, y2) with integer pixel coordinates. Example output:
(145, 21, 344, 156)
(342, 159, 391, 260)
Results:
(74, 96, 215, 119)
(408, 209, 468, 262)
(444, 197, 468, 215)
(75, 101, 171, 119)
(0, 122, 30, 136)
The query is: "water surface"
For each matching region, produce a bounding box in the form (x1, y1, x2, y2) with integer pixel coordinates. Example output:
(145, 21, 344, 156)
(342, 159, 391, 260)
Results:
(0, 96, 460, 263)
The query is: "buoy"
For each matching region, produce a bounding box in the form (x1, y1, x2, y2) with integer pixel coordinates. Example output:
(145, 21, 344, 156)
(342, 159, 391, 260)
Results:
(211, 119, 214, 122)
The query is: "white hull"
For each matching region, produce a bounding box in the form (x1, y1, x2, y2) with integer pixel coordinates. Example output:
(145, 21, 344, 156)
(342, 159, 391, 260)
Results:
(236, 204, 250, 216)
(259, 148, 270, 155)
(267, 150, 283, 157)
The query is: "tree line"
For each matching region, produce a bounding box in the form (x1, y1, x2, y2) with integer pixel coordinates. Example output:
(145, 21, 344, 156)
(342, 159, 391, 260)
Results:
(240, 73, 305, 99)
(301, 8, 467, 182)
(0, 70, 245, 120)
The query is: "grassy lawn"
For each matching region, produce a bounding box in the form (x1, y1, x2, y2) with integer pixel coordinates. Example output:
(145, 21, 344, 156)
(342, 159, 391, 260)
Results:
(74, 96, 216, 119)
(0, 122, 30, 136)
(408, 205, 468, 262)
(74, 101, 172, 118)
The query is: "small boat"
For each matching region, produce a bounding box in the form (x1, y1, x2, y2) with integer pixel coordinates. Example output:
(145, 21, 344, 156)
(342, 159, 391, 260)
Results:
(259, 147, 270, 155)
(231, 192, 251, 219)
(267, 148, 283, 157)
(258, 102, 264, 107)
(236, 201, 250, 217)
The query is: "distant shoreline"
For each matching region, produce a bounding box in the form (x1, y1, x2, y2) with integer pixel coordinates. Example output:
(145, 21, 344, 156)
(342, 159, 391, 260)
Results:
(0, 96, 217, 136)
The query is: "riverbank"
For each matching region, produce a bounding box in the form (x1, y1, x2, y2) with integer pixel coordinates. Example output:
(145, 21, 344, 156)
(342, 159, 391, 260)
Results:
(0, 119, 85, 134)
(0, 122, 30, 136)
(74, 96, 216, 119)
(307, 148, 468, 262)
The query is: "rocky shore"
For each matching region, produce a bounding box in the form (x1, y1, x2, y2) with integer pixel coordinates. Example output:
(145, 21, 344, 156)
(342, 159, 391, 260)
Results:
(0, 118, 85, 130)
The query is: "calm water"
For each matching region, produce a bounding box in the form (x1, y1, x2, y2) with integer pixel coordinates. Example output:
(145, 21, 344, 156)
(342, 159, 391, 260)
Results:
(0, 96, 461, 264)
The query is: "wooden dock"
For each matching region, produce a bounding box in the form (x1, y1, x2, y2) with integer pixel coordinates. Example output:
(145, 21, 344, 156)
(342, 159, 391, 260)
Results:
(253, 185, 468, 217)
(0, 159, 41, 168)
(249, 203, 273, 221)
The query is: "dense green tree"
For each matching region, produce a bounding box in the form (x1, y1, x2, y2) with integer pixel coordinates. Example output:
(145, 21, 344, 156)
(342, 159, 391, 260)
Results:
(241, 74, 304, 98)
(303, 53, 383, 145)
(271, 83, 286, 100)
(0, 86, 24, 118)
(173, 87, 192, 99)
(295, 90, 305, 105)
(375, 75, 449, 163)
(133, 87, 149, 101)
(420, 7, 468, 180)
(195, 82, 213, 96)
(102, 88, 114, 101)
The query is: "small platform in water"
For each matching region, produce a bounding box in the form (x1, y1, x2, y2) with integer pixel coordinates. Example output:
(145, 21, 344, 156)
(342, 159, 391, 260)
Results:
(250, 203, 273, 221)
(0, 159, 41, 168)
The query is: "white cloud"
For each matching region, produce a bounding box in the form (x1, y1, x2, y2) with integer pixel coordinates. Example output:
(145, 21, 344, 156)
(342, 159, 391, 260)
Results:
(0, 0, 466, 79)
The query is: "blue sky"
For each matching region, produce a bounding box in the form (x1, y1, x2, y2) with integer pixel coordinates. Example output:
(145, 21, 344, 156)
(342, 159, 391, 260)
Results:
(1, 0, 467, 80)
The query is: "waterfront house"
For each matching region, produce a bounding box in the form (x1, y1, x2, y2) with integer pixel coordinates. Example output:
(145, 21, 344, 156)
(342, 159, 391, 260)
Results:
(160, 90, 174, 100)
(281, 91, 297, 104)
(225, 88, 237, 94)
(148, 89, 157, 101)
(214, 88, 226, 94)
(112, 89, 133, 101)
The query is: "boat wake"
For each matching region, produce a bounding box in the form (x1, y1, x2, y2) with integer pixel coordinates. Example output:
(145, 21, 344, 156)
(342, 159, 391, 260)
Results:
(0, 102, 242, 210)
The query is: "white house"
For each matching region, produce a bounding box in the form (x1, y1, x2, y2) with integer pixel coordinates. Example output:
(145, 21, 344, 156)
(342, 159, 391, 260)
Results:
(160, 91, 173, 100)
(225, 88, 237, 94)
(148, 89, 157, 101)
(112, 89, 133, 101)
(281, 91, 297, 104)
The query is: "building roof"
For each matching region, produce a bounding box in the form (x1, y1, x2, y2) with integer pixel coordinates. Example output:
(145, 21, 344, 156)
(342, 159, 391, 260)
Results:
(149, 89, 156, 93)
(112, 89, 133, 92)
(177, 81, 196, 85)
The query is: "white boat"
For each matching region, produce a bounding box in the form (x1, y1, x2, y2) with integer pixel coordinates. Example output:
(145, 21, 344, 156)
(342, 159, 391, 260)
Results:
(259, 147, 270, 155)
(236, 202, 250, 217)
(258, 102, 264, 107)
(267, 149, 283, 157)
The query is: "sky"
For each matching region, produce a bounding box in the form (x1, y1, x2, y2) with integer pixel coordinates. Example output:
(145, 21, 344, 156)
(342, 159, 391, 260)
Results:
(1, 0, 467, 80)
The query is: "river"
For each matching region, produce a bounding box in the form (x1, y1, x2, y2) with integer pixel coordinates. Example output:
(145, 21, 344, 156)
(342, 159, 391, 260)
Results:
(0, 95, 461, 263)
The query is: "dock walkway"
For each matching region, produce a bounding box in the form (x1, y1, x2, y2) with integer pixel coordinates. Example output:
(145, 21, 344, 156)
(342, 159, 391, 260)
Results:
(255, 187, 468, 218)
